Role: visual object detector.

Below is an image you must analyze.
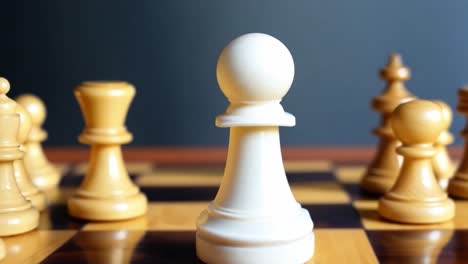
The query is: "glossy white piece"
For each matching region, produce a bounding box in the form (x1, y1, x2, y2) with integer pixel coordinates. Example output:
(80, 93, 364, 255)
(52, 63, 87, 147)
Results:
(196, 33, 314, 264)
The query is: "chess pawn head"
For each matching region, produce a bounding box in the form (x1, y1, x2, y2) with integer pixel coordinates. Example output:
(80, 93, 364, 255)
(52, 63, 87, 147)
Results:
(74, 81, 135, 144)
(217, 33, 294, 103)
(391, 100, 444, 147)
(16, 94, 46, 129)
(216, 33, 295, 127)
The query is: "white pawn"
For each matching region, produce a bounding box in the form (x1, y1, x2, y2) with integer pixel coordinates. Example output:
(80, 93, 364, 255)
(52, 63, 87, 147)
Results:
(196, 33, 314, 264)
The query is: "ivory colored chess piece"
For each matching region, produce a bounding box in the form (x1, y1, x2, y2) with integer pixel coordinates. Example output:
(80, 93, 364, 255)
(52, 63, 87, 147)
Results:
(0, 77, 39, 236)
(432, 100, 455, 190)
(378, 100, 455, 224)
(16, 94, 60, 190)
(68, 81, 147, 221)
(13, 105, 47, 211)
(361, 54, 415, 194)
(196, 33, 314, 264)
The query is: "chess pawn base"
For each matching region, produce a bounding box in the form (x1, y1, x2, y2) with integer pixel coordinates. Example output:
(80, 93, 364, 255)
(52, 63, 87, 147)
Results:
(197, 208, 314, 264)
(360, 168, 397, 194)
(378, 194, 455, 224)
(0, 206, 39, 236)
(448, 173, 468, 198)
(68, 192, 147, 221)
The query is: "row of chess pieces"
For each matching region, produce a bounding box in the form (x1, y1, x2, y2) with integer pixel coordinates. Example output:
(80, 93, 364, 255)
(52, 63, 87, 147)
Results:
(0, 77, 150, 261)
(0, 32, 315, 263)
(0, 78, 62, 260)
(1, 32, 467, 263)
(360, 53, 468, 224)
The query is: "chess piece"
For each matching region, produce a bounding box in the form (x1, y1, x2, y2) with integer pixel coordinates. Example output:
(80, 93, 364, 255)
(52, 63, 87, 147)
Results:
(13, 105, 47, 211)
(0, 77, 39, 236)
(361, 53, 415, 194)
(68, 81, 147, 221)
(432, 100, 455, 190)
(16, 94, 60, 190)
(448, 87, 468, 198)
(378, 100, 455, 224)
(196, 33, 314, 264)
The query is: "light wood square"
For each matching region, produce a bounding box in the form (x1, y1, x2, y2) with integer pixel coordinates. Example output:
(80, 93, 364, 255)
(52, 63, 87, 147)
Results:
(284, 160, 333, 173)
(307, 229, 378, 264)
(73, 162, 153, 176)
(137, 168, 223, 187)
(83, 202, 209, 231)
(335, 165, 366, 184)
(1, 230, 76, 264)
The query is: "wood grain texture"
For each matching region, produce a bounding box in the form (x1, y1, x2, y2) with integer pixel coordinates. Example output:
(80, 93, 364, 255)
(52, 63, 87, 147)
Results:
(43, 146, 464, 164)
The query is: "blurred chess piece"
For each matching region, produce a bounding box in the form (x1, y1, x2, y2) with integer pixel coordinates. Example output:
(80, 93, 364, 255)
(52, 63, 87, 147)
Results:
(68, 81, 147, 221)
(16, 94, 61, 190)
(431, 100, 455, 190)
(448, 87, 468, 198)
(0, 77, 39, 236)
(361, 53, 415, 194)
(196, 33, 314, 263)
(379, 100, 454, 224)
(13, 105, 47, 211)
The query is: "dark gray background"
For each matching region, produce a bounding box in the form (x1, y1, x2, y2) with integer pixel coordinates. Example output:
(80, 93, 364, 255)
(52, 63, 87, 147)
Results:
(0, 1, 466, 146)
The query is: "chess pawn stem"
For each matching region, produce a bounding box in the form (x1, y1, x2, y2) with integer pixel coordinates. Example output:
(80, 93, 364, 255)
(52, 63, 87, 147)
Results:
(197, 126, 314, 264)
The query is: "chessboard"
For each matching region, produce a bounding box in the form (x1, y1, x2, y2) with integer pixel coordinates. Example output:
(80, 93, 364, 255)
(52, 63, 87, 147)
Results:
(2, 147, 467, 264)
